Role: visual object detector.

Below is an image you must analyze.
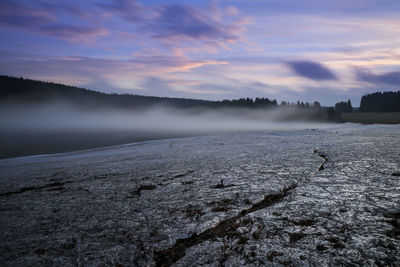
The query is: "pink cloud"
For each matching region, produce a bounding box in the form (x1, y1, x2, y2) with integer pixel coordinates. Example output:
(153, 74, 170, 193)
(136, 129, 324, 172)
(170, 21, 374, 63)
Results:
(0, 52, 228, 85)
(39, 25, 109, 43)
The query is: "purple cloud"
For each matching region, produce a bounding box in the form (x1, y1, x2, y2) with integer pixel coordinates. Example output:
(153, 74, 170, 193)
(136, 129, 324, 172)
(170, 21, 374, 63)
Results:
(1, 0, 249, 52)
(149, 4, 241, 41)
(99, 1, 248, 50)
(39, 24, 109, 43)
(286, 61, 337, 81)
(0, 0, 55, 27)
(38, 2, 91, 19)
(99, 0, 147, 22)
(355, 68, 400, 85)
(0, 0, 107, 43)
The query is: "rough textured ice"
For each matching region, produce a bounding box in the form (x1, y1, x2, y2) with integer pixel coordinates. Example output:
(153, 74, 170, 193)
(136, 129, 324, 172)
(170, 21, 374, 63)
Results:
(0, 124, 399, 266)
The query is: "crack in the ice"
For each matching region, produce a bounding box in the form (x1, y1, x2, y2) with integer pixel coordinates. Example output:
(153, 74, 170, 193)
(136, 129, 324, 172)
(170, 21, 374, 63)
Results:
(132, 184, 157, 197)
(313, 148, 328, 172)
(0, 172, 127, 197)
(172, 170, 194, 179)
(0, 181, 72, 197)
(154, 183, 296, 267)
(154, 149, 328, 266)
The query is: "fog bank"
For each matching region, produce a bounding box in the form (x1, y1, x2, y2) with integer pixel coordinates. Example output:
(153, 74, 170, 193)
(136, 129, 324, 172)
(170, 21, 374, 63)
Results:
(0, 103, 340, 158)
(0, 102, 338, 134)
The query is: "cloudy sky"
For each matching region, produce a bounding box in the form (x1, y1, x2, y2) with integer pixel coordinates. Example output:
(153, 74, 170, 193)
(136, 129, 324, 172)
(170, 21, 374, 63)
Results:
(1, 0, 399, 105)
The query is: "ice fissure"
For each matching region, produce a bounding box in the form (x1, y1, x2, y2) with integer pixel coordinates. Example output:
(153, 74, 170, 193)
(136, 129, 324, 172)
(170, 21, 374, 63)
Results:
(154, 149, 328, 266)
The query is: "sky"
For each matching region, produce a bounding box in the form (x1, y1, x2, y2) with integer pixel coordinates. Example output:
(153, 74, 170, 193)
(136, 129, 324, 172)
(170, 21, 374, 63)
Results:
(1, 0, 399, 106)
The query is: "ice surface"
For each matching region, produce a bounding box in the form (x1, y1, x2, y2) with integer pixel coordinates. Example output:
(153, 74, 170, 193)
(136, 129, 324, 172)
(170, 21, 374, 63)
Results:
(0, 124, 399, 266)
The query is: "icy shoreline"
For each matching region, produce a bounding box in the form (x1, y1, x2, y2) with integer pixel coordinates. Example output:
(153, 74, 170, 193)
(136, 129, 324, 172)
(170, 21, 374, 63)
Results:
(1, 124, 399, 266)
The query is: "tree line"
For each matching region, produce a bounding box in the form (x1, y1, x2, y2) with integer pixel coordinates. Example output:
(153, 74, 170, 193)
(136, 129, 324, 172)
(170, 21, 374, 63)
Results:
(1, 75, 398, 119)
(358, 91, 400, 112)
(0, 75, 279, 110)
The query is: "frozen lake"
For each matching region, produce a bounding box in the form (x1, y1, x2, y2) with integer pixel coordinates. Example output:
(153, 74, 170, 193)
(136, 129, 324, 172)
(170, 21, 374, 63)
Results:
(1, 123, 399, 266)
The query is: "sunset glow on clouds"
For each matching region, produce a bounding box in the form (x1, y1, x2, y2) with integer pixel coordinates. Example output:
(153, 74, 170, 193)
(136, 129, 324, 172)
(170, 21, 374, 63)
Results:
(1, 0, 399, 105)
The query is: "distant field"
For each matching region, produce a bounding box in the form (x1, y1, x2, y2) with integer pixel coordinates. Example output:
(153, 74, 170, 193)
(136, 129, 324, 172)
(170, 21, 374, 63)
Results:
(342, 112, 400, 124)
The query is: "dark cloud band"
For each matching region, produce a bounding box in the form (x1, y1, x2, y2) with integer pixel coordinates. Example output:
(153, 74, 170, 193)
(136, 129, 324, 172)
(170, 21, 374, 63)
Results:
(355, 68, 400, 85)
(286, 61, 337, 81)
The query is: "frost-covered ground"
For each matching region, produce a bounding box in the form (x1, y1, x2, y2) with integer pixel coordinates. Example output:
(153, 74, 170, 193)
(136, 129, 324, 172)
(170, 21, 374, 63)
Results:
(0, 123, 399, 266)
